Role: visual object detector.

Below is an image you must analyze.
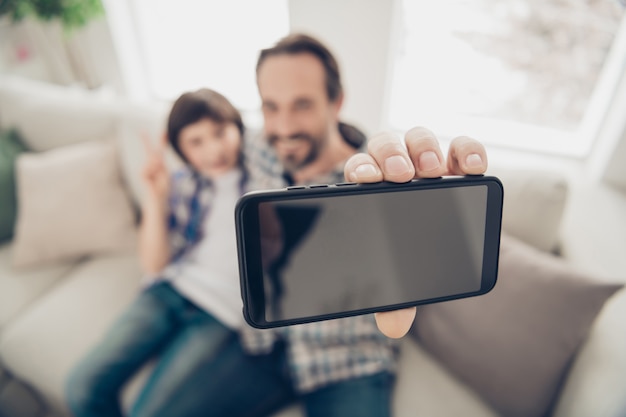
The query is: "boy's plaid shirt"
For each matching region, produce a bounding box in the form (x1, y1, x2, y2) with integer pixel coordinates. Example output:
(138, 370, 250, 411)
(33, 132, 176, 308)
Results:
(167, 125, 397, 393)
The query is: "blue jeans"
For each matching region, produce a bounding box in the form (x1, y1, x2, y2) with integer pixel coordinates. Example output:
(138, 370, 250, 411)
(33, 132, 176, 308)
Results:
(66, 281, 394, 417)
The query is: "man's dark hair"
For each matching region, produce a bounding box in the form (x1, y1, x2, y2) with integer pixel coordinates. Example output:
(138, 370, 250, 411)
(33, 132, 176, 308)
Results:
(256, 33, 343, 102)
(167, 88, 244, 162)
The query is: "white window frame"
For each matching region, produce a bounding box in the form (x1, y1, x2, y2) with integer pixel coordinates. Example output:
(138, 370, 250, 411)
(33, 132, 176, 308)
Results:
(384, 2, 626, 159)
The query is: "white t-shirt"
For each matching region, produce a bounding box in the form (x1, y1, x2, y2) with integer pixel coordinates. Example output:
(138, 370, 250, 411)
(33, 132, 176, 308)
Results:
(161, 169, 243, 328)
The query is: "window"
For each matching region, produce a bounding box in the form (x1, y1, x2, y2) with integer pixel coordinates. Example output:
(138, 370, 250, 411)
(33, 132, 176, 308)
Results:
(387, 0, 625, 157)
(104, 0, 289, 112)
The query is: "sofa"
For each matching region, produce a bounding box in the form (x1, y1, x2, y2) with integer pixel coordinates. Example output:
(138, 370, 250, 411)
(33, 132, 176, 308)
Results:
(0, 75, 625, 417)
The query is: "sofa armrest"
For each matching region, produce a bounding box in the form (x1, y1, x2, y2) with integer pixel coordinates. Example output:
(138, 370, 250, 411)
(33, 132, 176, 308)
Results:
(490, 167, 568, 253)
(559, 181, 626, 281)
(551, 287, 626, 417)
(553, 180, 626, 417)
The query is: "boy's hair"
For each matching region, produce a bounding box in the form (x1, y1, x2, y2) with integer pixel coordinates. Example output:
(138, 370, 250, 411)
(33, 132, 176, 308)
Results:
(167, 88, 244, 163)
(256, 33, 343, 102)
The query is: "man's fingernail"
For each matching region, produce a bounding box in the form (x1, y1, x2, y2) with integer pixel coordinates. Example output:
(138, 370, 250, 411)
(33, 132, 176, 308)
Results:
(418, 151, 440, 172)
(354, 164, 378, 179)
(384, 155, 411, 176)
(465, 153, 483, 169)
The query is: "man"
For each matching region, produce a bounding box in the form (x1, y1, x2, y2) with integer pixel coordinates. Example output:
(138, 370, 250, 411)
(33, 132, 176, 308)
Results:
(228, 33, 488, 416)
(238, 34, 398, 416)
(252, 33, 487, 339)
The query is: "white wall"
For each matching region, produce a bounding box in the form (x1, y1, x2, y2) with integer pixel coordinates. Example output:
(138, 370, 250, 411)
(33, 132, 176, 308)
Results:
(603, 130, 626, 193)
(595, 71, 626, 193)
(288, 0, 395, 136)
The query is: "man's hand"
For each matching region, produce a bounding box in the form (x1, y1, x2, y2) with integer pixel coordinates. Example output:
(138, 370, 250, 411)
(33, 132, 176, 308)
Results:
(343, 127, 488, 338)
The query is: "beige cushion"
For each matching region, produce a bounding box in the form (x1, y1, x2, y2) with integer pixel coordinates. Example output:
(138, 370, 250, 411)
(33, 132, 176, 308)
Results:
(0, 254, 142, 416)
(494, 168, 568, 253)
(0, 75, 117, 152)
(392, 339, 497, 417)
(551, 287, 626, 417)
(412, 233, 623, 417)
(560, 181, 626, 280)
(11, 140, 137, 268)
(0, 244, 75, 331)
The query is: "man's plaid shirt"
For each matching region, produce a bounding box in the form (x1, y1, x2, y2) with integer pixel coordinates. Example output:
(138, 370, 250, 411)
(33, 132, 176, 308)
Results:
(167, 123, 397, 393)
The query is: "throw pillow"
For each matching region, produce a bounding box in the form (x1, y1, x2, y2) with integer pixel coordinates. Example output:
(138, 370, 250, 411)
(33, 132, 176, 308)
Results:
(11, 140, 137, 268)
(412, 233, 623, 417)
(0, 129, 29, 242)
(492, 167, 568, 253)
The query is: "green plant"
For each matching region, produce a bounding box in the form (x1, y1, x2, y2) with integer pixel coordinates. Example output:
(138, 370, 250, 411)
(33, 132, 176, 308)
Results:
(0, 0, 104, 30)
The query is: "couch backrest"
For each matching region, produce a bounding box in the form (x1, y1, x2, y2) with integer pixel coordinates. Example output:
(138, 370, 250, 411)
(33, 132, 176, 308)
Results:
(490, 167, 568, 253)
(0, 75, 172, 210)
(0, 75, 569, 253)
(0, 76, 118, 151)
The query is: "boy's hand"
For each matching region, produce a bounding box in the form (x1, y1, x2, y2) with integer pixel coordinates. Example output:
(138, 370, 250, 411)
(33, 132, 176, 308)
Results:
(141, 133, 170, 204)
(344, 127, 488, 339)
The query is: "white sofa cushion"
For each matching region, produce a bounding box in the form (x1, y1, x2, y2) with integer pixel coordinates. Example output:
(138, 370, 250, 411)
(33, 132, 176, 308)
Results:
(560, 181, 626, 280)
(0, 244, 75, 331)
(493, 168, 568, 253)
(0, 254, 142, 416)
(552, 287, 626, 417)
(0, 76, 117, 152)
(11, 140, 137, 268)
(392, 339, 497, 417)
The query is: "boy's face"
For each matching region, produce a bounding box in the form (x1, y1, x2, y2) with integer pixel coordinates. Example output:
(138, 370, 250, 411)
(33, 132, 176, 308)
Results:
(178, 118, 241, 178)
(257, 52, 341, 173)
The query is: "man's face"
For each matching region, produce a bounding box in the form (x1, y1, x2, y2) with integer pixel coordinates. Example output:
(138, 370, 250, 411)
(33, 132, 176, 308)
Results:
(257, 53, 341, 173)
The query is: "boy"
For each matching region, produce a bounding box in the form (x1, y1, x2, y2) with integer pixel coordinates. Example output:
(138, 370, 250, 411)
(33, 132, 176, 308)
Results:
(66, 88, 251, 417)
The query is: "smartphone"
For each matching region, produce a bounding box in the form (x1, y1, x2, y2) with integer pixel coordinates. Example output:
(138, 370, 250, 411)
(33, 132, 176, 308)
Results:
(235, 175, 503, 328)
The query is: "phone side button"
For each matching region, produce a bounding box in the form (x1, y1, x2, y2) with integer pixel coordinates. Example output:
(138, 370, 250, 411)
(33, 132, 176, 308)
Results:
(309, 184, 328, 188)
(287, 186, 306, 190)
(335, 182, 357, 186)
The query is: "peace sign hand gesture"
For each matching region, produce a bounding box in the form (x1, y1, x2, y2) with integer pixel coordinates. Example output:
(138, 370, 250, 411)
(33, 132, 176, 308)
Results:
(140, 132, 170, 204)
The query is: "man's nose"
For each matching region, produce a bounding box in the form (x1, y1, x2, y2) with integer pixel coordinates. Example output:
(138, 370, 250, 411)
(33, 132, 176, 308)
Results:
(272, 111, 297, 139)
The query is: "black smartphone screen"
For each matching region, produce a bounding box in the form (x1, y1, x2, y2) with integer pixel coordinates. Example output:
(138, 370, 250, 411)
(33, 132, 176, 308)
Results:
(236, 176, 503, 328)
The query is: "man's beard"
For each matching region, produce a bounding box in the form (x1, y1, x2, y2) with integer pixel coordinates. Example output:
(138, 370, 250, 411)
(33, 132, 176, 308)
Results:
(268, 132, 325, 173)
